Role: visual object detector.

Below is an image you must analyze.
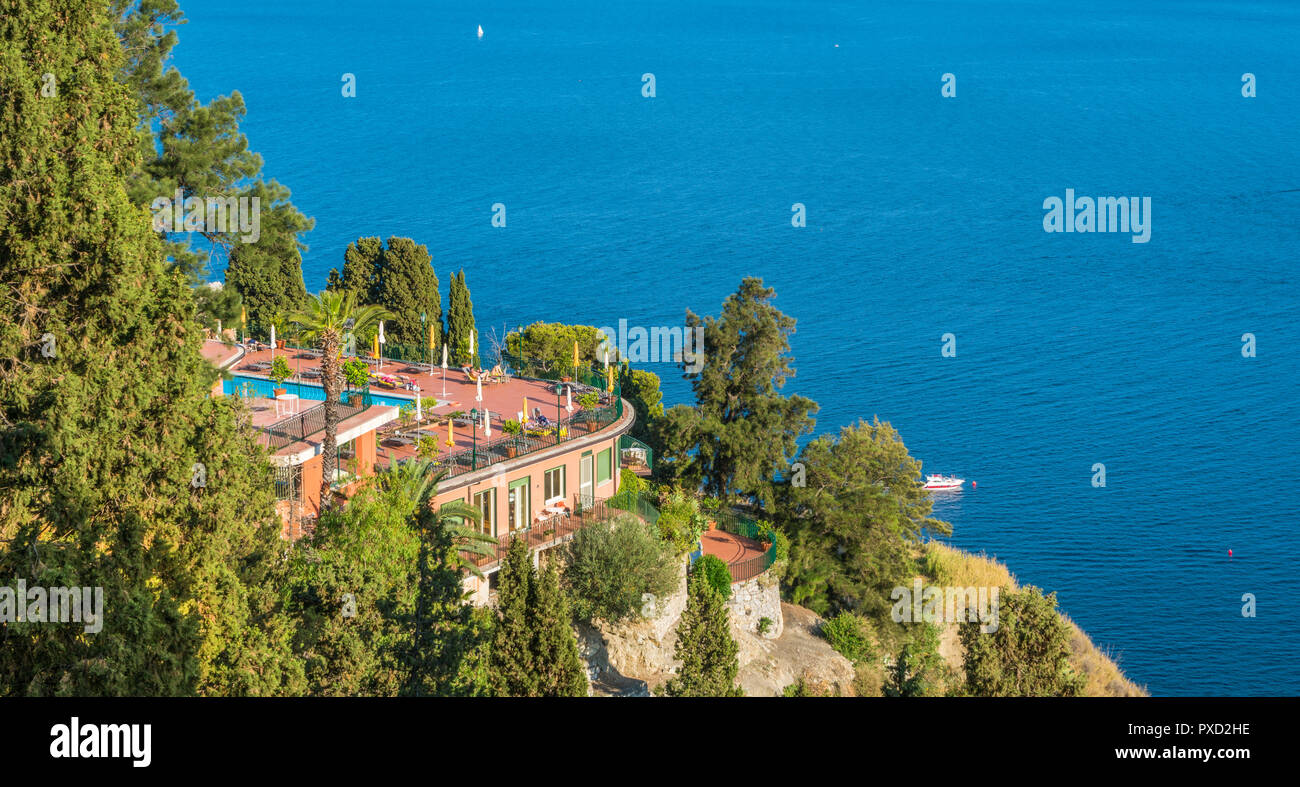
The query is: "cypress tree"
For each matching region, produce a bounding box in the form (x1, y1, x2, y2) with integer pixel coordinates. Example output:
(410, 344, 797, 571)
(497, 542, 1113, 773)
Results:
(340, 236, 383, 304)
(403, 502, 486, 696)
(663, 572, 744, 697)
(489, 538, 538, 696)
(0, 0, 303, 696)
(445, 269, 479, 368)
(373, 237, 439, 349)
(530, 561, 588, 697)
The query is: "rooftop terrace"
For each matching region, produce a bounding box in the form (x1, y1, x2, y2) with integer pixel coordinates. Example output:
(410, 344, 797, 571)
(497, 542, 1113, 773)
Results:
(224, 342, 628, 477)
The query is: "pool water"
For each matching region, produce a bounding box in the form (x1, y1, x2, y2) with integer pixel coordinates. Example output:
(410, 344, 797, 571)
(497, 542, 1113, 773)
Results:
(223, 374, 431, 409)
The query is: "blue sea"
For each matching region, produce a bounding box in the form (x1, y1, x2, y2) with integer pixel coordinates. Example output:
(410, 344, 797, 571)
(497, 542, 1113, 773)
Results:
(176, 0, 1300, 696)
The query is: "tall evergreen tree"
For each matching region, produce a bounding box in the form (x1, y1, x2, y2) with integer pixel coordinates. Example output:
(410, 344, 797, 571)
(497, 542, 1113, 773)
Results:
(111, 0, 315, 324)
(657, 278, 818, 505)
(334, 236, 383, 304)
(529, 561, 588, 696)
(489, 538, 538, 696)
(400, 464, 487, 697)
(445, 269, 479, 368)
(223, 179, 311, 338)
(663, 573, 743, 697)
(0, 0, 302, 696)
(373, 237, 440, 349)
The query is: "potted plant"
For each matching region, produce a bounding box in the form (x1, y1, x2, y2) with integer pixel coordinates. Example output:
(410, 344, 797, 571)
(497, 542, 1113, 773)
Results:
(417, 435, 439, 460)
(342, 358, 369, 405)
(269, 355, 293, 397)
(502, 419, 522, 457)
(577, 392, 600, 426)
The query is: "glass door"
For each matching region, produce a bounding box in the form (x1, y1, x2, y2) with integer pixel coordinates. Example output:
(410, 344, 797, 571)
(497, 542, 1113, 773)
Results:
(579, 452, 593, 504)
(507, 478, 529, 533)
(473, 488, 496, 537)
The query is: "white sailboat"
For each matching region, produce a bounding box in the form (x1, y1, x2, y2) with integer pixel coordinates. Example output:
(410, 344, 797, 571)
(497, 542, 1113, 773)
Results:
(477, 25, 484, 39)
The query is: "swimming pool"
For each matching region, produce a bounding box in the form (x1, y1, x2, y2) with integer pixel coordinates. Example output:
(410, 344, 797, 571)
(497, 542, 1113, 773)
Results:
(223, 375, 436, 409)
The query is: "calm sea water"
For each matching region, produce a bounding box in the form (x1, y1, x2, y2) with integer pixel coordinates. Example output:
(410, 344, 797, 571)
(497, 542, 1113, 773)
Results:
(176, 0, 1300, 696)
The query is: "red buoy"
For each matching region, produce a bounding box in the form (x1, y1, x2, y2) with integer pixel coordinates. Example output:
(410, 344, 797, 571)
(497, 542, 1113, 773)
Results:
(971, 481, 976, 489)
(1228, 549, 1233, 557)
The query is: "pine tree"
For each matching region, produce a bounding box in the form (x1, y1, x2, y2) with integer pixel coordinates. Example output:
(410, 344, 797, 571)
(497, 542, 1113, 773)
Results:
(373, 237, 440, 348)
(663, 572, 743, 697)
(489, 537, 538, 696)
(445, 270, 479, 368)
(530, 561, 588, 697)
(0, 0, 303, 696)
(659, 278, 818, 505)
(112, 0, 316, 318)
(223, 179, 311, 338)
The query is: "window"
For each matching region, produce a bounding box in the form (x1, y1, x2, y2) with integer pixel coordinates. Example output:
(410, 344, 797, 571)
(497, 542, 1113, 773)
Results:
(474, 488, 496, 537)
(544, 466, 566, 504)
(597, 447, 612, 485)
(507, 478, 530, 533)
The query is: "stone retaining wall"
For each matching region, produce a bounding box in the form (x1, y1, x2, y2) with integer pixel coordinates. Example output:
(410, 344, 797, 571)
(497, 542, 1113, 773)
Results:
(726, 571, 783, 639)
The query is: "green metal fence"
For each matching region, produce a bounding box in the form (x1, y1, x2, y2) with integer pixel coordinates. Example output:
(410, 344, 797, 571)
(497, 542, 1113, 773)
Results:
(422, 398, 624, 481)
(695, 509, 779, 582)
(618, 434, 653, 472)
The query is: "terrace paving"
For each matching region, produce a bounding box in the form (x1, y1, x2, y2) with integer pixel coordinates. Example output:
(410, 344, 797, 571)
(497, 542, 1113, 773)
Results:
(228, 343, 615, 461)
(701, 528, 767, 579)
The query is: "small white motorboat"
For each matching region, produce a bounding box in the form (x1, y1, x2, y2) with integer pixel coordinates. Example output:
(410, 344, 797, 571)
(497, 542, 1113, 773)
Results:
(923, 474, 964, 491)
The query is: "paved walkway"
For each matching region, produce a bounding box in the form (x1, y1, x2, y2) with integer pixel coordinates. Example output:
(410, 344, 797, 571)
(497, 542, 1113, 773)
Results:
(700, 528, 765, 580)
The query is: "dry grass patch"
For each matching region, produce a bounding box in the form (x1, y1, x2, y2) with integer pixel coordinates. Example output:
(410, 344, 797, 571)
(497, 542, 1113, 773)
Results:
(919, 541, 1147, 697)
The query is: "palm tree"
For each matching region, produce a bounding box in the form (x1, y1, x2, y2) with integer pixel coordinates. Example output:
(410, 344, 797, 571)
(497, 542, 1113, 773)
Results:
(377, 457, 496, 576)
(289, 290, 392, 507)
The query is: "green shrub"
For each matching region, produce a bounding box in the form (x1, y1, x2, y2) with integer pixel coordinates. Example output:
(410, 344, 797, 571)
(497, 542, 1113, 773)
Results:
(820, 612, 871, 664)
(694, 554, 733, 600)
(269, 355, 293, 386)
(657, 489, 707, 554)
(562, 513, 679, 623)
(342, 358, 371, 388)
(608, 468, 645, 509)
(417, 436, 440, 459)
(758, 617, 773, 635)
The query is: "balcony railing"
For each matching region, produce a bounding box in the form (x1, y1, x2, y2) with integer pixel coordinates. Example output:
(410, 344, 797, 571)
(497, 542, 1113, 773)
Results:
(261, 386, 373, 451)
(689, 509, 779, 583)
(618, 434, 653, 473)
(415, 396, 626, 482)
(472, 491, 659, 568)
